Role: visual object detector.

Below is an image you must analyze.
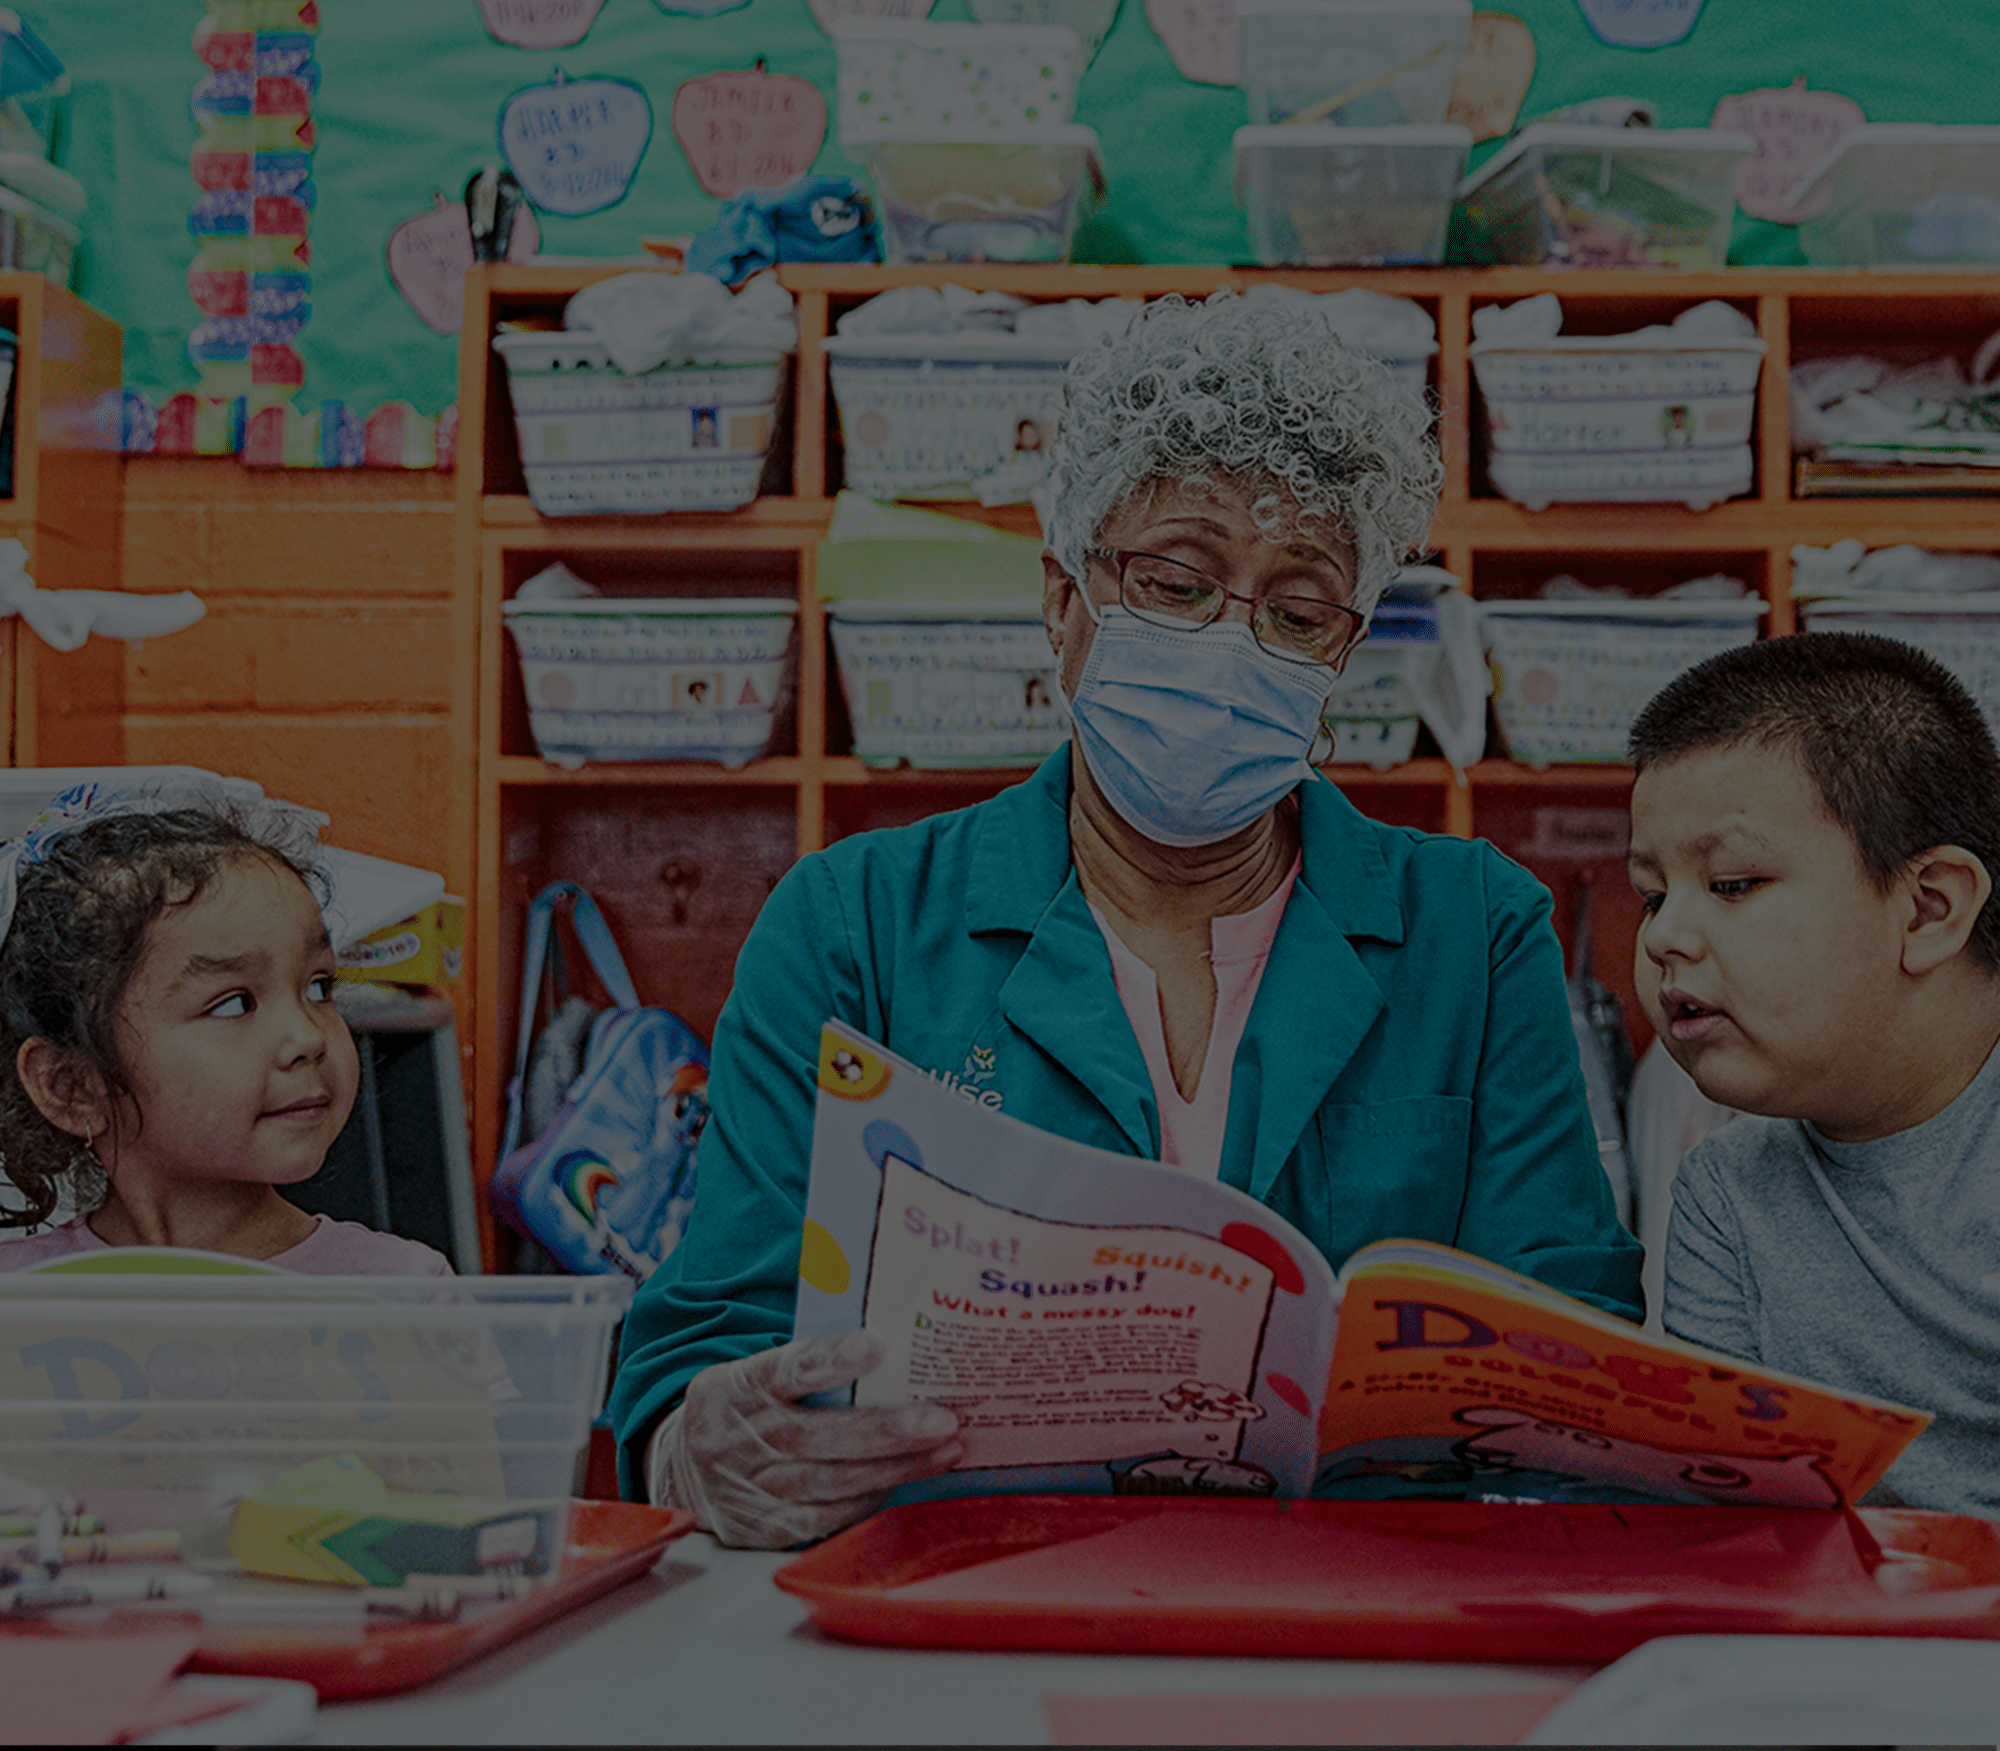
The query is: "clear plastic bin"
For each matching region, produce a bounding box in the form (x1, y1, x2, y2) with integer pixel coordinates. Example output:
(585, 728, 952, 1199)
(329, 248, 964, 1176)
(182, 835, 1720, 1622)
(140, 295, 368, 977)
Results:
(1482, 598, 1765, 765)
(1789, 125, 2000, 266)
(1469, 320, 1766, 511)
(822, 332, 1081, 499)
(851, 125, 1101, 264)
(1234, 124, 1470, 265)
(1455, 124, 1754, 269)
(0, 180, 76, 285)
(830, 18, 1082, 137)
(502, 597, 796, 769)
(827, 600, 1067, 768)
(491, 331, 784, 516)
(1798, 595, 2000, 738)
(1234, 0, 1471, 128)
(0, 1272, 631, 1521)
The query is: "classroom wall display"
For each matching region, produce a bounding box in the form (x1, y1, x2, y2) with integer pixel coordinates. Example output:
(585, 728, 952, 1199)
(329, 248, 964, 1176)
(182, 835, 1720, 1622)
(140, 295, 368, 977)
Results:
(42, 0, 2000, 463)
(672, 63, 827, 198)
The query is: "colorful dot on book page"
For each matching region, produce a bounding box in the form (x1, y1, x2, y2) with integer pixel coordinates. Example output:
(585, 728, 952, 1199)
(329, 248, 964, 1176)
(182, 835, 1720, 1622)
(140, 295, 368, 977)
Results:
(799, 1220, 851, 1296)
(862, 1120, 922, 1173)
(1264, 1371, 1310, 1417)
(1218, 1221, 1305, 1294)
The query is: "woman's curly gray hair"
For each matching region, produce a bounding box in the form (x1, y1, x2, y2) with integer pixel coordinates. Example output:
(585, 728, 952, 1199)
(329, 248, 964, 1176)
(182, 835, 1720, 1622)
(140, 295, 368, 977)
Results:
(1044, 291, 1443, 616)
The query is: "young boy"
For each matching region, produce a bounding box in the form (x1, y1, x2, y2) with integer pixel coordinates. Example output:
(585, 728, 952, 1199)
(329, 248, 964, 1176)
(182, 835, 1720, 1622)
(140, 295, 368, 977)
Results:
(1625, 629, 2000, 1515)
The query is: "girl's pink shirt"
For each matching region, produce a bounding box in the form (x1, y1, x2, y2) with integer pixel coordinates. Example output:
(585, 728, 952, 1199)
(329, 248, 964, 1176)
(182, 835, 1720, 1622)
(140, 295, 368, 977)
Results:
(1087, 856, 1299, 1180)
(0, 1212, 453, 1275)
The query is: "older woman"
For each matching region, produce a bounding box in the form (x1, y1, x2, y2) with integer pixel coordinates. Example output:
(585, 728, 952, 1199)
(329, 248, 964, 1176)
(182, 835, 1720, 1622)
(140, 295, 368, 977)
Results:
(609, 291, 1643, 1547)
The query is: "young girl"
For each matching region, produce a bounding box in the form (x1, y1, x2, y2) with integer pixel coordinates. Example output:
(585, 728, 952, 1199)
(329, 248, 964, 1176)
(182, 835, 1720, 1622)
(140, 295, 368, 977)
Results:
(0, 780, 451, 1273)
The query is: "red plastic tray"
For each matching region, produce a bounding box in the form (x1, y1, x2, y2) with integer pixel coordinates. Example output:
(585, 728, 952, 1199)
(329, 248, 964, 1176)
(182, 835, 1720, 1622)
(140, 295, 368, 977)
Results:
(189, 1498, 694, 1699)
(773, 1495, 2000, 1664)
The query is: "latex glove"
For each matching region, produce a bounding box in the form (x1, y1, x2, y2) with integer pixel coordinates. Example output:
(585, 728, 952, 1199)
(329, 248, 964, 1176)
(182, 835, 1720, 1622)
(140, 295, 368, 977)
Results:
(660, 1330, 962, 1549)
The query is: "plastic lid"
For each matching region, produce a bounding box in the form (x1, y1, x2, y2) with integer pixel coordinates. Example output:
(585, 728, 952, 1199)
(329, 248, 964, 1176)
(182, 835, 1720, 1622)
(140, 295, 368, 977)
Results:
(503, 597, 798, 617)
(1799, 592, 2000, 616)
(1235, 0, 1470, 17)
(1784, 123, 2000, 215)
(1457, 124, 1755, 199)
(828, 16, 1083, 50)
(1233, 123, 1473, 150)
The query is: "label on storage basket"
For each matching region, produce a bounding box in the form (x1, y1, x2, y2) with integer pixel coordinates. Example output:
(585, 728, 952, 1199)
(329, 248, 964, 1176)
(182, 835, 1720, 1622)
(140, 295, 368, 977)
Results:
(828, 605, 1067, 767)
(1485, 603, 1763, 765)
(504, 600, 795, 770)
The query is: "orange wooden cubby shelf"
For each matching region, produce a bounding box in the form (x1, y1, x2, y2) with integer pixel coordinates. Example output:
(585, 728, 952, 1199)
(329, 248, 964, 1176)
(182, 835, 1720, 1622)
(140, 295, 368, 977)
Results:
(453, 261, 2000, 1270)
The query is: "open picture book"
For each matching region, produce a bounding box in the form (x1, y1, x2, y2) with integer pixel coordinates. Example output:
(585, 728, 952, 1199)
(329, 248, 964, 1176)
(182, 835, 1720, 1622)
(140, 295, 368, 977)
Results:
(793, 1020, 1930, 1508)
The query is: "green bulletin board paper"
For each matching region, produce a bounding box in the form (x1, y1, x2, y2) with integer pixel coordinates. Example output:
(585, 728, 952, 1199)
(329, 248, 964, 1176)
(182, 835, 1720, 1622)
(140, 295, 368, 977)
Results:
(38, 0, 2000, 418)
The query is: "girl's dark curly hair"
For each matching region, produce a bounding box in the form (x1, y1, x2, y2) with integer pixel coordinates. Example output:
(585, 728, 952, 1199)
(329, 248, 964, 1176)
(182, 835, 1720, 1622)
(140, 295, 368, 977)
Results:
(0, 804, 327, 1229)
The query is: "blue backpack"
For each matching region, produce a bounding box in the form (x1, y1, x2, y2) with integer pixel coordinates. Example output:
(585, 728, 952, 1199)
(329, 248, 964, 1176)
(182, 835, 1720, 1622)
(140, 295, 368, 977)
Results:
(489, 882, 709, 1280)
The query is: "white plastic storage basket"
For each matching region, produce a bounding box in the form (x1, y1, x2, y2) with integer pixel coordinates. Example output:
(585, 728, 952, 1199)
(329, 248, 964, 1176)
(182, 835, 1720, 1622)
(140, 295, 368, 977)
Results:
(1455, 124, 1754, 270)
(1233, 124, 1471, 266)
(827, 600, 1067, 768)
(1469, 325, 1766, 510)
(1233, 0, 1471, 129)
(823, 332, 1080, 499)
(0, 1272, 631, 1512)
(1790, 125, 2000, 266)
(502, 597, 796, 769)
(1483, 599, 1766, 765)
(1323, 598, 1437, 767)
(830, 18, 1083, 137)
(491, 331, 784, 516)
(1798, 596, 2000, 738)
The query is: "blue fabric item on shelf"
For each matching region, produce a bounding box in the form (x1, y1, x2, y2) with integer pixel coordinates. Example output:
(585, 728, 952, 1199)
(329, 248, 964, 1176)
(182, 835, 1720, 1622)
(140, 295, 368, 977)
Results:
(683, 174, 878, 284)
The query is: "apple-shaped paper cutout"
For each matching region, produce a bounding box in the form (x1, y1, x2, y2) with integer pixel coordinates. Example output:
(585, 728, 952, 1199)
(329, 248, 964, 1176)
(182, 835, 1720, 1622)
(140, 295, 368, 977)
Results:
(807, 0, 933, 34)
(1711, 77, 1865, 224)
(1573, 0, 1704, 49)
(968, 0, 1121, 63)
(1146, 0, 1236, 86)
(1447, 12, 1535, 142)
(501, 67, 653, 215)
(672, 66, 827, 199)
(477, 0, 606, 49)
(387, 191, 542, 335)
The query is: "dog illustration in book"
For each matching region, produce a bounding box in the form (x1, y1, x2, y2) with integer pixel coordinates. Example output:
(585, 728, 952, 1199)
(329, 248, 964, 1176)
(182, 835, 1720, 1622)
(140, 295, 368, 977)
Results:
(1314, 1407, 1842, 1507)
(1109, 1454, 1278, 1497)
(1449, 1405, 1843, 1507)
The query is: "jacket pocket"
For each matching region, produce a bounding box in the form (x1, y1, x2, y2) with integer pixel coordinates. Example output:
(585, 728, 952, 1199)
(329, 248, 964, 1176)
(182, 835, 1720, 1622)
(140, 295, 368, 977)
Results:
(1297, 1095, 1474, 1263)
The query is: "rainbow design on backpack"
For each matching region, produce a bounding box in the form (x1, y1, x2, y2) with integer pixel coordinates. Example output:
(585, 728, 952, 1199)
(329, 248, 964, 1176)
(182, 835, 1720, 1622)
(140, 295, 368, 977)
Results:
(557, 1150, 619, 1221)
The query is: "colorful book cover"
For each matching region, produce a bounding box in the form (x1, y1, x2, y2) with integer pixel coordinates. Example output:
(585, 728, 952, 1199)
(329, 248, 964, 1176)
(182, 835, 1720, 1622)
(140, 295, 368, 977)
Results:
(794, 1019, 1930, 1507)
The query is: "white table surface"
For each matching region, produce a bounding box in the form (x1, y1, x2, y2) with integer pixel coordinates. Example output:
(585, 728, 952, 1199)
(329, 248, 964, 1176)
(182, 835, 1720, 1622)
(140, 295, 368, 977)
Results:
(305, 1530, 1600, 1746)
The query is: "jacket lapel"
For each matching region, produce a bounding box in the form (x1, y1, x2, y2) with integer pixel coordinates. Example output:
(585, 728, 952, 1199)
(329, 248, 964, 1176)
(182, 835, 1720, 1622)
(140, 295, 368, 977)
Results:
(1228, 776, 1404, 1201)
(966, 753, 1159, 1157)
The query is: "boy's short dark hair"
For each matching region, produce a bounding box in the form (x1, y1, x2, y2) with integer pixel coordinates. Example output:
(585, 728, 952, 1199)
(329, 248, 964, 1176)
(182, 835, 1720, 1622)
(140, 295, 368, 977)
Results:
(1628, 630, 2000, 967)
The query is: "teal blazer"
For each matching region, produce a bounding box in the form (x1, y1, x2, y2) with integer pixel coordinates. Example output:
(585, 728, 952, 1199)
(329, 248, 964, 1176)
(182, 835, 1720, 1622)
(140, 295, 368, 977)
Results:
(611, 751, 1644, 1494)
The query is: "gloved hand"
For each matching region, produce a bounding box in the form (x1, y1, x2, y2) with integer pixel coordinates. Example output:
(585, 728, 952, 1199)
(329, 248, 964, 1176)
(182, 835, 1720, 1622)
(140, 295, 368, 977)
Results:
(659, 1329, 962, 1549)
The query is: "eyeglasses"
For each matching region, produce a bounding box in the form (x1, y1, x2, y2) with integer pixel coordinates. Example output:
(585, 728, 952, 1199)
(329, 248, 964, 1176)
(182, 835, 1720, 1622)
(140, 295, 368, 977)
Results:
(1088, 548, 1365, 667)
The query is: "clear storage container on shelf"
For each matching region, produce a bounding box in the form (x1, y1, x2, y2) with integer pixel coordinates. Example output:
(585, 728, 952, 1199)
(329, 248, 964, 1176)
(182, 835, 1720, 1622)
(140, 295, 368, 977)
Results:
(850, 125, 1102, 264)
(0, 1271, 633, 1564)
(829, 18, 1082, 136)
(1797, 595, 2000, 739)
(1455, 124, 1755, 269)
(1233, 124, 1471, 265)
(826, 599, 1067, 768)
(822, 331, 1081, 499)
(1233, 0, 1471, 129)
(490, 331, 784, 516)
(1788, 124, 2000, 266)
(1469, 309, 1767, 510)
(501, 597, 796, 769)
(1482, 597, 1766, 765)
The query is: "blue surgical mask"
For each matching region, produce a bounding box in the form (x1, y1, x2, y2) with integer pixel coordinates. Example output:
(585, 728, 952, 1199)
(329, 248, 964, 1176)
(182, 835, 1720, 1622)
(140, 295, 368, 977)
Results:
(1067, 604, 1336, 847)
